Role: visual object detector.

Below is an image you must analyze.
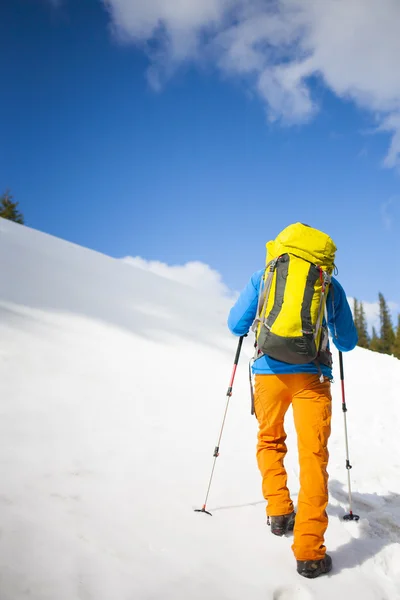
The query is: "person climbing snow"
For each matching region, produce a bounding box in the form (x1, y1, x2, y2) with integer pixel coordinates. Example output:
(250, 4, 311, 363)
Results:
(227, 223, 357, 579)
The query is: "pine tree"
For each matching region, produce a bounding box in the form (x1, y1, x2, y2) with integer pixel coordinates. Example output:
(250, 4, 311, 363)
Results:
(357, 302, 370, 349)
(0, 190, 24, 224)
(353, 298, 360, 329)
(378, 292, 395, 354)
(370, 326, 381, 352)
(393, 315, 400, 360)
(353, 298, 370, 348)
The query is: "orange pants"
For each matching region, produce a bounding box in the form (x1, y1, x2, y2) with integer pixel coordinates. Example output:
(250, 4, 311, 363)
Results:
(254, 373, 332, 561)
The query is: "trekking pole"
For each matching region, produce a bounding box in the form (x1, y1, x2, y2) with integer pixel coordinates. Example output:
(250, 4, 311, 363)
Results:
(249, 338, 257, 416)
(195, 335, 245, 516)
(339, 351, 360, 521)
(249, 359, 255, 416)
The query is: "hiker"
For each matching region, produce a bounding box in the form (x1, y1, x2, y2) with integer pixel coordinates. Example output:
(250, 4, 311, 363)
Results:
(227, 223, 357, 579)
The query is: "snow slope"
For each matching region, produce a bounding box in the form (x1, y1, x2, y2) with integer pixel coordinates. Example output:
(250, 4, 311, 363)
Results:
(0, 218, 399, 600)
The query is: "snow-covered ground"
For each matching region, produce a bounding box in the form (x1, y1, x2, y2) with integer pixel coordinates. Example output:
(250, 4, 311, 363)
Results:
(0, 218, 399, 600)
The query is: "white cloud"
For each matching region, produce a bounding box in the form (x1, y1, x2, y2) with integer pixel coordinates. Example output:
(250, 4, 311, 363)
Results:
(122, 256, 235, 299)
(123, 258, 400, 340)
(360, 300, 380, 334)
(380, 113, 400, 168)
(381, 195, 400, 230)
(102, 0, 400, 167)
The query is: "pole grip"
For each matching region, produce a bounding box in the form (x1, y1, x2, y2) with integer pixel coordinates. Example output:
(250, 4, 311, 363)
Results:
(233, 335, 245, 365)
(226, 335, 245, 396)
(339, 350, 344, 381)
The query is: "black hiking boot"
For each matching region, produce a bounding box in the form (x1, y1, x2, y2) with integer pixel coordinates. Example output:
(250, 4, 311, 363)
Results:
(296, 554, 332, 579)
(269, 512, 295, 536)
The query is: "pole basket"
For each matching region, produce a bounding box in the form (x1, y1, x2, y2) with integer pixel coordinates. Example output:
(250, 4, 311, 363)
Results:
(194, 506, 212, 516)
(343, 511, 360, 521)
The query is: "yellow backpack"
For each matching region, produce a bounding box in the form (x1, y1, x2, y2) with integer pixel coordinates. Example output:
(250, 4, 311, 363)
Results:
(252, 223, 337, 368)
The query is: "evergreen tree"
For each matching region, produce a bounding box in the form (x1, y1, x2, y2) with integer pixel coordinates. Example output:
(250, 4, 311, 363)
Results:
(378, 292, 395, 354)
(357, 302, 370, 348)
(0, 190, 24, 224)
(370, 326, 381, 352)
(353, 298, 370, 348)
(353, 298, 360, 329)
(393, 315, 400, 360)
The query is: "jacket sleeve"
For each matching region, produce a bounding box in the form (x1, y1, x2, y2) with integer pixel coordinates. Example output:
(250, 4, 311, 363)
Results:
(227, 270, 264, 336)
(327, 278, 358, 352)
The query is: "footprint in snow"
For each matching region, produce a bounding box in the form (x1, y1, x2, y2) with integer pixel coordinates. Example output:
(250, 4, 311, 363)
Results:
(272, 584, 314, 600)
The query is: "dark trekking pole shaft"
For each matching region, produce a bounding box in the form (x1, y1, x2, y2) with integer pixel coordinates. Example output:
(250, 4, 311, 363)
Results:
(195, 335, 245, 516)
(339, 351, 359, 521)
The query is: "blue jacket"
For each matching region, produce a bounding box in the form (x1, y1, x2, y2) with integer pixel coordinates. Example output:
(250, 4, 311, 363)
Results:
(228, 269, 357, 378)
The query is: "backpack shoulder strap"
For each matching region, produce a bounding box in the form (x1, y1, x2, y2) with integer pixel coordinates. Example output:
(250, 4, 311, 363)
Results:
(251, 259, 279, 334)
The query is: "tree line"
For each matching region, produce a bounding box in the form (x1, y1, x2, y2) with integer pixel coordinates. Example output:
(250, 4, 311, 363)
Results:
(0, 190, 24, 224)
(353, 295, 400, 359)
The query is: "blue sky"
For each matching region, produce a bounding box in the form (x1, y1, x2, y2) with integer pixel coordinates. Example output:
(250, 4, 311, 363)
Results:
(1, 0, 400, 307)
